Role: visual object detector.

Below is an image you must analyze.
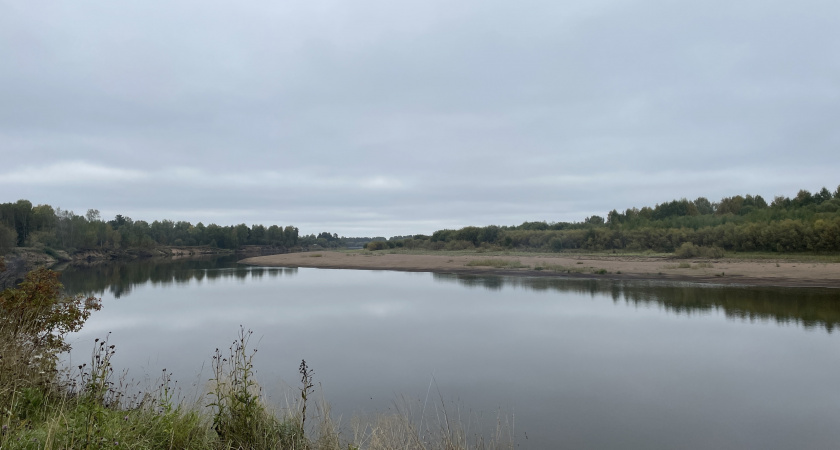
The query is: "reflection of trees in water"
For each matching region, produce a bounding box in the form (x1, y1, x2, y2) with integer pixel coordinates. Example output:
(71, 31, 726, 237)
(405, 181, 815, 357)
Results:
(432, 273, 840, 333)
(59, 257, 298, 299)
(433, 273, 505, 290)
(61, 264, 838, 332)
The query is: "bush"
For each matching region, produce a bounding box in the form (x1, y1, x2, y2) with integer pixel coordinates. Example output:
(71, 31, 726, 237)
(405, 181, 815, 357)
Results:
(674, 242, 724, 259)
(1, 269, 101, 401)
(365, 241, 389, 251)
(1, 268, 103, 444)
(444, 240, 475, 251)
(0, 223, 16, 254)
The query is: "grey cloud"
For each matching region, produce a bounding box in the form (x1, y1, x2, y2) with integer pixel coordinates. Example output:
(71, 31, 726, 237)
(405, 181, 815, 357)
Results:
(2, 0, 838, 236)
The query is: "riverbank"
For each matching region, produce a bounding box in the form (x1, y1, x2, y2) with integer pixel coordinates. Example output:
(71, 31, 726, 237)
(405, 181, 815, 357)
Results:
(0, 246, 235, 288)
(240, 251, 840, 288)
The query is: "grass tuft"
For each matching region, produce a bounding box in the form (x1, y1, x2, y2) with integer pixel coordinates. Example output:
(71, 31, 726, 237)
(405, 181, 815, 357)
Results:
(2, 268, 514, 449)
(465, 259, 528, 269)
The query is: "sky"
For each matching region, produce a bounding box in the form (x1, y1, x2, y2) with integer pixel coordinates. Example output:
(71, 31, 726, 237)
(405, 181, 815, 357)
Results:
(1, 0, 838, 237)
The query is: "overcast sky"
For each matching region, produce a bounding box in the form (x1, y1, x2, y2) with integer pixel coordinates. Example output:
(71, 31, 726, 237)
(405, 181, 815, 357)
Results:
(1, 0, 838, 237)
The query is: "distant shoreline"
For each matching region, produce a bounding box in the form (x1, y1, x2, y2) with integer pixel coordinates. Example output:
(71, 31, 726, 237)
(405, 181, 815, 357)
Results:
(239, 251, 840, 289)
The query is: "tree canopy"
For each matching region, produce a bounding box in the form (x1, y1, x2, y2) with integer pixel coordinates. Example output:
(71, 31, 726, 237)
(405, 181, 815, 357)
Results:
(0, 202, 299, 253)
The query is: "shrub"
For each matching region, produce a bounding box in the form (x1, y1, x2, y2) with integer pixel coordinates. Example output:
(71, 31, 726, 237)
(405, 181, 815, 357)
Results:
(444, 240, 475, 251)
(0, 224, 16, 254)
(674, 242, 725, 259)
(365, 241, 389, 251)
(1, 268, 101, 406)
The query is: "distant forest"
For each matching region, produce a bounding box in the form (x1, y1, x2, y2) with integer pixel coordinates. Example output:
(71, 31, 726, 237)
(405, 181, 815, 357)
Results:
(2, 185, 840, 257)
(0, 202, 300, 255)
(372, 185, 840, 254)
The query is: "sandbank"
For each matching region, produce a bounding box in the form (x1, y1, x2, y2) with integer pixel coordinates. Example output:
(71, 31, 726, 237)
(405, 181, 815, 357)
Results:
(239, 251, 840, 289)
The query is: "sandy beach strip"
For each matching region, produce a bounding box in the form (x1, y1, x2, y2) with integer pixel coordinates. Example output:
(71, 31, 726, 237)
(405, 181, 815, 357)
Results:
(238, 251, 840, 289)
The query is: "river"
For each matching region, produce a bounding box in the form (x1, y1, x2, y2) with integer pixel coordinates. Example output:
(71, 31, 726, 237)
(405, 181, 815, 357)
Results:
(59, 256, 840, 449)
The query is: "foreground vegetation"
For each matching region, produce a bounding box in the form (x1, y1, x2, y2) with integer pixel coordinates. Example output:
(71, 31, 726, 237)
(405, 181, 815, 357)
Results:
(0, 262, 512, 449)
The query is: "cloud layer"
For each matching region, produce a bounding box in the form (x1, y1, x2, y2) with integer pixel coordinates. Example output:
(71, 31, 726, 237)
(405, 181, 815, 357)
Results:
(2, 0, 838, 236)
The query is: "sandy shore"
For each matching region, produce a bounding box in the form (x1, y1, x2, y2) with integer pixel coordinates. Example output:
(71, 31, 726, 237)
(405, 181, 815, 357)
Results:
(239, 251, 840, 289)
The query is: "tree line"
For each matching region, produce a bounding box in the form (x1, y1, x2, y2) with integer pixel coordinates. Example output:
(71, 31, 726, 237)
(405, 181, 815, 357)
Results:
(5, 184, 840, 256)
(0, 200, 299, 254)
(372, 185, 840, 253)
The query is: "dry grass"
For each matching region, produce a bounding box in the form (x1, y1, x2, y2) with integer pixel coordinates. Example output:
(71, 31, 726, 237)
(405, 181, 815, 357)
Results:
(465, 259, 528, 269)
(351, 396, 513, 450)
(535, 264, 586, 274)
(663, 262, 715, 270)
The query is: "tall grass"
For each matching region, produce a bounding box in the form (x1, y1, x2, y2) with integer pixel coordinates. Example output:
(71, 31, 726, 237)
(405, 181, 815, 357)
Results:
(1, 268, 514, 449)
(1, 332, 513, 449)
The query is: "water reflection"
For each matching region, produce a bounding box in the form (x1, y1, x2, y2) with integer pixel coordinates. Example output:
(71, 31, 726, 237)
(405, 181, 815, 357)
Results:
(59, 258, 840, 334)
(58, 261, 840, 449)
(435, 273, 840, 332)
(59, 256, 298, 299)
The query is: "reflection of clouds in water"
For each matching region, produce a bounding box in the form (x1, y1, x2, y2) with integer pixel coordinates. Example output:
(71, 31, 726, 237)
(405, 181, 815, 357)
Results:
(362, 301, 409, 318)
(61, 262, 840, 449)
(62, 258, 840, 333)
(64, 259, 840, 333)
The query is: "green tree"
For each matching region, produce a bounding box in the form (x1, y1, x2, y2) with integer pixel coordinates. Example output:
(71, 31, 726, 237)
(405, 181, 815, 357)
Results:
(109, 214, 131, 229)
(477, 225, 501, 243)
(13, 200, 33, 246)
(283, 226, 299, 247)
(85, 208, 101, 222)
(693, 197, 715, 215)
(31, 204, 57, 233)
(266, 225, 283, 246)
(716, 196, 744, 215)
(249, 224, 267, 245)
(607, 210, 622, 226)
(817, 187, 833, 203)
(794, 189, 814, 207)
(584, 215, 605, 225)
(0, 224, 16, 254)
(190, 222, 207, 245)
(206, 224, 225, 248)
(233, 224, 250, 247)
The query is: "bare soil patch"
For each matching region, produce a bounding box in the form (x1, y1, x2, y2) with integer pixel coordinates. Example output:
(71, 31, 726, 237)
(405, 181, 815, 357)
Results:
(240, 251, 840, 288)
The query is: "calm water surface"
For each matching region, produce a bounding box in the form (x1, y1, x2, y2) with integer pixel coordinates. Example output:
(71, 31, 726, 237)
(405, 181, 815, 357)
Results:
(60, 257, 840, 449)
